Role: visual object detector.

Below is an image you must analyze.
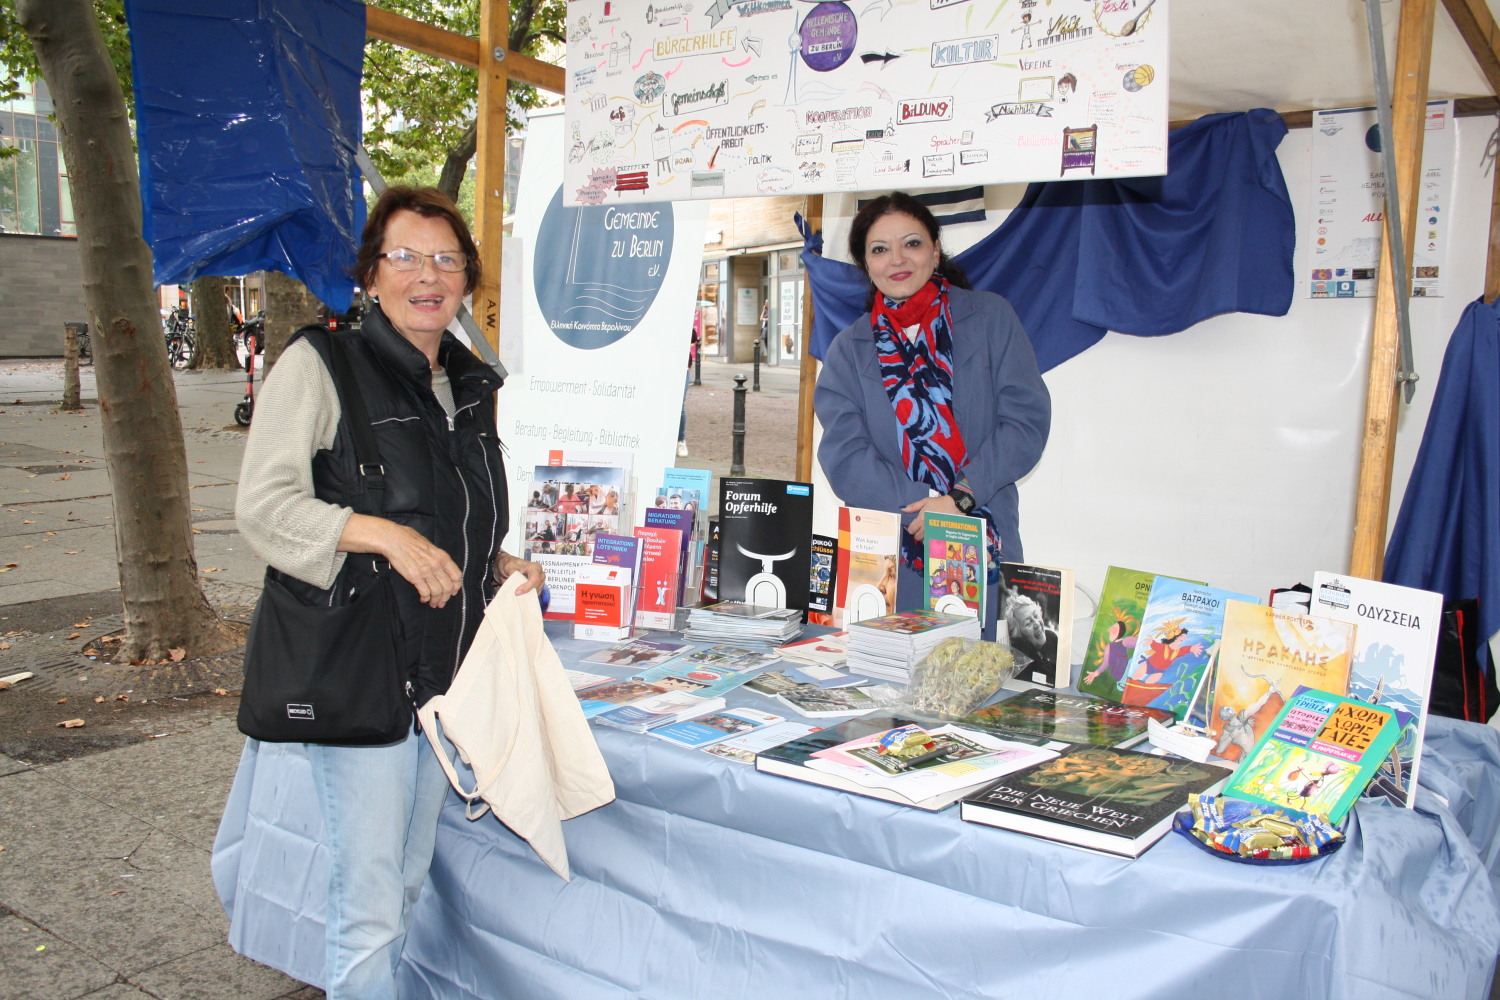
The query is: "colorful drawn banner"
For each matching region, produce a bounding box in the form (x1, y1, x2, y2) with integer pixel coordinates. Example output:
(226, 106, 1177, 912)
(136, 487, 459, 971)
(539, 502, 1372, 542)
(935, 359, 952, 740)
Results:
(563, 0, 1169, 205)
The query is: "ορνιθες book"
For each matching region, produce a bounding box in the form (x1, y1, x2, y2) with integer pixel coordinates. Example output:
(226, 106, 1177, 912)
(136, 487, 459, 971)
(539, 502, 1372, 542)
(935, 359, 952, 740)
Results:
(959, 744, 1231, 857)
(1077, 566, 1157, 702)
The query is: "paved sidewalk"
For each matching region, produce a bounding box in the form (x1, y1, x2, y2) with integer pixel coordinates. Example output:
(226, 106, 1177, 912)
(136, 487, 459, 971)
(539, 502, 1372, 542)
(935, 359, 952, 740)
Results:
(0, 354, 804, 1000)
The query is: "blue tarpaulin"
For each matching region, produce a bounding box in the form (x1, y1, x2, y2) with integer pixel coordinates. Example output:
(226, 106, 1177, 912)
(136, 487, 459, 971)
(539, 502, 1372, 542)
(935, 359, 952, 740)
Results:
(124, 0, 366, 310)
(804, 109, 1295, 372)
(1385, 296, 1500, 673)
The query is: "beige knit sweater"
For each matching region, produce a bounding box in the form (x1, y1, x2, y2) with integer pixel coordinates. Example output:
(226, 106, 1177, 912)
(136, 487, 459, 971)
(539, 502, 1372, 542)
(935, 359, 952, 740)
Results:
(235, 337, 455, 590)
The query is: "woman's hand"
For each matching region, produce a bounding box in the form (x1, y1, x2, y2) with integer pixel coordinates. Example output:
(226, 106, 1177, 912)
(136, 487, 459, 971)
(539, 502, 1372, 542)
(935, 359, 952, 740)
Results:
(900, 493, 962, 542)
(495, 551, 545, 595)
(339, 512, 462, 608)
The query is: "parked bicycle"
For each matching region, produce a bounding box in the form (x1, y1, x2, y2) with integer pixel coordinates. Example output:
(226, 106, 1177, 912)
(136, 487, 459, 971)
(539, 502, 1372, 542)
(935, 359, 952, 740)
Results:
(163, 306, 196, 369)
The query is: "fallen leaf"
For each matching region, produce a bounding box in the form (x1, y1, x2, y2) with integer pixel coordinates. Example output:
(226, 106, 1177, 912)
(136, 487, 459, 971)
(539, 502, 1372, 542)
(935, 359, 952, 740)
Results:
(73, 621, 90, 627)
(0, 643, 10, 651)
(21, 520, 34, 524)
(55, 697, 67, 704)
(52, 473, 71, 481)
(0, 564, 14, 570)
(67, 633, 79, 639)
(109, 890, 124, 896)
(44, 531, 54, 536)
(0, 682, 9, 691)
(93, 696, 104, 703)
(115, 694, 129, 702)
(202, 567, 222, 573)
(64, 551, 81, 555)
(168, 647, 186, 662)
(191, 529, 201, 535)
(213, 688, 228, 696)
(58, 718, 85, 728)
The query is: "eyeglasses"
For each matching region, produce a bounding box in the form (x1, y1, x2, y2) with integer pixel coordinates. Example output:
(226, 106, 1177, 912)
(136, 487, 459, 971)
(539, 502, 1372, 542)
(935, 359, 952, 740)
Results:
(378, 247, 468, 273)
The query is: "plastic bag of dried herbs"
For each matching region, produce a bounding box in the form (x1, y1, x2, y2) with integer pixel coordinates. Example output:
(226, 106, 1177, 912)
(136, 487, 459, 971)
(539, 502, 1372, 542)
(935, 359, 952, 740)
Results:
(899, 637, 1018, 718)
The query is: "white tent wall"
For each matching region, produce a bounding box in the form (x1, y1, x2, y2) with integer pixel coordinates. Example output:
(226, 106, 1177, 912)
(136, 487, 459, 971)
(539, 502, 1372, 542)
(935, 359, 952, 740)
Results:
(808, 112, 1497, 622)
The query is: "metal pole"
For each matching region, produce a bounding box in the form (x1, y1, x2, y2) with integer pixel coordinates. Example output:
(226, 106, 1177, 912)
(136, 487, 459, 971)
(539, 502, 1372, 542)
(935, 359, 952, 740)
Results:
(752, 337, 762, 391)
(731, 374, 747, 476)
(693, 335, 703, 385)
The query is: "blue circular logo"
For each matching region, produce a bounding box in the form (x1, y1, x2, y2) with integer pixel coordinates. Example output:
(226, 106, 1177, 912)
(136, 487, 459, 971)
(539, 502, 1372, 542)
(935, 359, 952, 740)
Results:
(533, 186, 674, 350)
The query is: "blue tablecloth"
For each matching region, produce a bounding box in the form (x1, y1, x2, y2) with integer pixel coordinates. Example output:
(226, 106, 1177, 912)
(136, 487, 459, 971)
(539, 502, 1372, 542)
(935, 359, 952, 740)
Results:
(213, 629, 1500, 1000)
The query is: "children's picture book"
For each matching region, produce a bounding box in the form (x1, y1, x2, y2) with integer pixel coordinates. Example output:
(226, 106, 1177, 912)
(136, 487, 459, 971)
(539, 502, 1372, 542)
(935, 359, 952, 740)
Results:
(650, 706, 784, 748)
(702, 721, 821, 764)
(1310, 572, 1443, 809)
(1119, 577, 1258, 724)
(997, 562, 1076, 690)
(833, 507, 899, 627)
(578, 637, 689, 669)
(960, 745, 1231, 857)
(807, 533, 837, 625)
(922, 512, 987, 621)
(1206, 601, 1354, 763)
(1221, 687, 1400, 825)
(956, 689, 1174, 749)
(633, 524, 684, 630)
(1077, 566, 1158, 702)
(717, 478, 815, 614)
(524, 458, 630, 618)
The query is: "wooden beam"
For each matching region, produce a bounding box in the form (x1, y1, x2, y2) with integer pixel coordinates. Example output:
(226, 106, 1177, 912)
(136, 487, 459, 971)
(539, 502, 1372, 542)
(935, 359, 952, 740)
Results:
(471, 0, 509, 353)
(365, 6, 478, 67)
(796, 195, 823, 484)
(363, 4, 564, 94)
(1442, 0, 1500, 96)
(1348, 0, 1437, 580)
(1487, 143, 1500, 303)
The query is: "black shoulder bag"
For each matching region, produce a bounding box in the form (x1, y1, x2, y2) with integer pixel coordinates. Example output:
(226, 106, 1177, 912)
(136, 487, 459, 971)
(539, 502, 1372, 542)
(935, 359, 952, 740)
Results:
(237, 333, 413, 745)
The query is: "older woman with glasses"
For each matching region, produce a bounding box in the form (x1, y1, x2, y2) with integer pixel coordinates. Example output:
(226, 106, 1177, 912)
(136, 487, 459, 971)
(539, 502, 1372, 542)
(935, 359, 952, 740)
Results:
(231, 185, 542, 999)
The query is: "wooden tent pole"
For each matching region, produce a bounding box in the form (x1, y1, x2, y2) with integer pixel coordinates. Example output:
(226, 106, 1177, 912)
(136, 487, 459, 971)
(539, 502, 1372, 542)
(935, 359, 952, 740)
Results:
(1348, 0, 1436, 579)
(471, 0, 510, 352)
(1440, 0, 1500, 303)
(796, 195, 823, 483)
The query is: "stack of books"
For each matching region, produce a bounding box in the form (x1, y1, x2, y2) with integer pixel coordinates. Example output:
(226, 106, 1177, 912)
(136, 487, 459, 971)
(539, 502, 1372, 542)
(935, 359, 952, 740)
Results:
(845, 610, 980, 683)
(682, 601, 804, 646)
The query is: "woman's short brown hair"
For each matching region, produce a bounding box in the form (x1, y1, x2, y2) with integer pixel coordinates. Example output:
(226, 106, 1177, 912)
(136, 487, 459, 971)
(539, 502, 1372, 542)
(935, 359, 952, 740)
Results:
(353, 185, 480, 295)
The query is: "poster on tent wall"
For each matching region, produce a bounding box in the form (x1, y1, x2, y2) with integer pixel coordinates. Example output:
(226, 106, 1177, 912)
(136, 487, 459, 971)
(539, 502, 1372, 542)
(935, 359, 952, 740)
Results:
(562, 0, 1169, 206)
(1307, 100, 1455, 298)
(499, 110, 708, 609)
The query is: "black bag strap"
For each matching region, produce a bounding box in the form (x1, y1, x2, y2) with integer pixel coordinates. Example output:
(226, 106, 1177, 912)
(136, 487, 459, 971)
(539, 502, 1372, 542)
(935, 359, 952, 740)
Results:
(325, 332, 386, 515)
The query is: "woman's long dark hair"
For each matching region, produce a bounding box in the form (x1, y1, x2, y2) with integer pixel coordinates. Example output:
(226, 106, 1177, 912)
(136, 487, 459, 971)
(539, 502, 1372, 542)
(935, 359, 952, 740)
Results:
(848, 191, 971, 307)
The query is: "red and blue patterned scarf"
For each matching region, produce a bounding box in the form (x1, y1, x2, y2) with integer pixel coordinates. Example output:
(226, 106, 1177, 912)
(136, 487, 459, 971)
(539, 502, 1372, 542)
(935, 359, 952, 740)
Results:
(871, 276, 1001, 578)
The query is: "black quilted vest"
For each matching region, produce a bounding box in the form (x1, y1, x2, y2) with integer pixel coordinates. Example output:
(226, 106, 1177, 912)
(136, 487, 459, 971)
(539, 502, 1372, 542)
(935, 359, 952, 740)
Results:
(292, 308, 509, 706)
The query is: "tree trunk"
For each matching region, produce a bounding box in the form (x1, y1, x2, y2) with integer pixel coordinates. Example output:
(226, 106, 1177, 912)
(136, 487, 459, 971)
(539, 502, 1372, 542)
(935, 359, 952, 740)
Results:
(437, 122, 477, 203)
(59, 324, 81, 412)
(17, 0, 238, 662)
(188, 274, 238, 369)
(262, 269, 322, 375)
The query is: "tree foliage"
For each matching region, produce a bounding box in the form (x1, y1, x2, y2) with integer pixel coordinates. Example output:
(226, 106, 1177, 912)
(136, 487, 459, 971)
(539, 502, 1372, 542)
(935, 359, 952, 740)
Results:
(363, 0, 564, 206)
